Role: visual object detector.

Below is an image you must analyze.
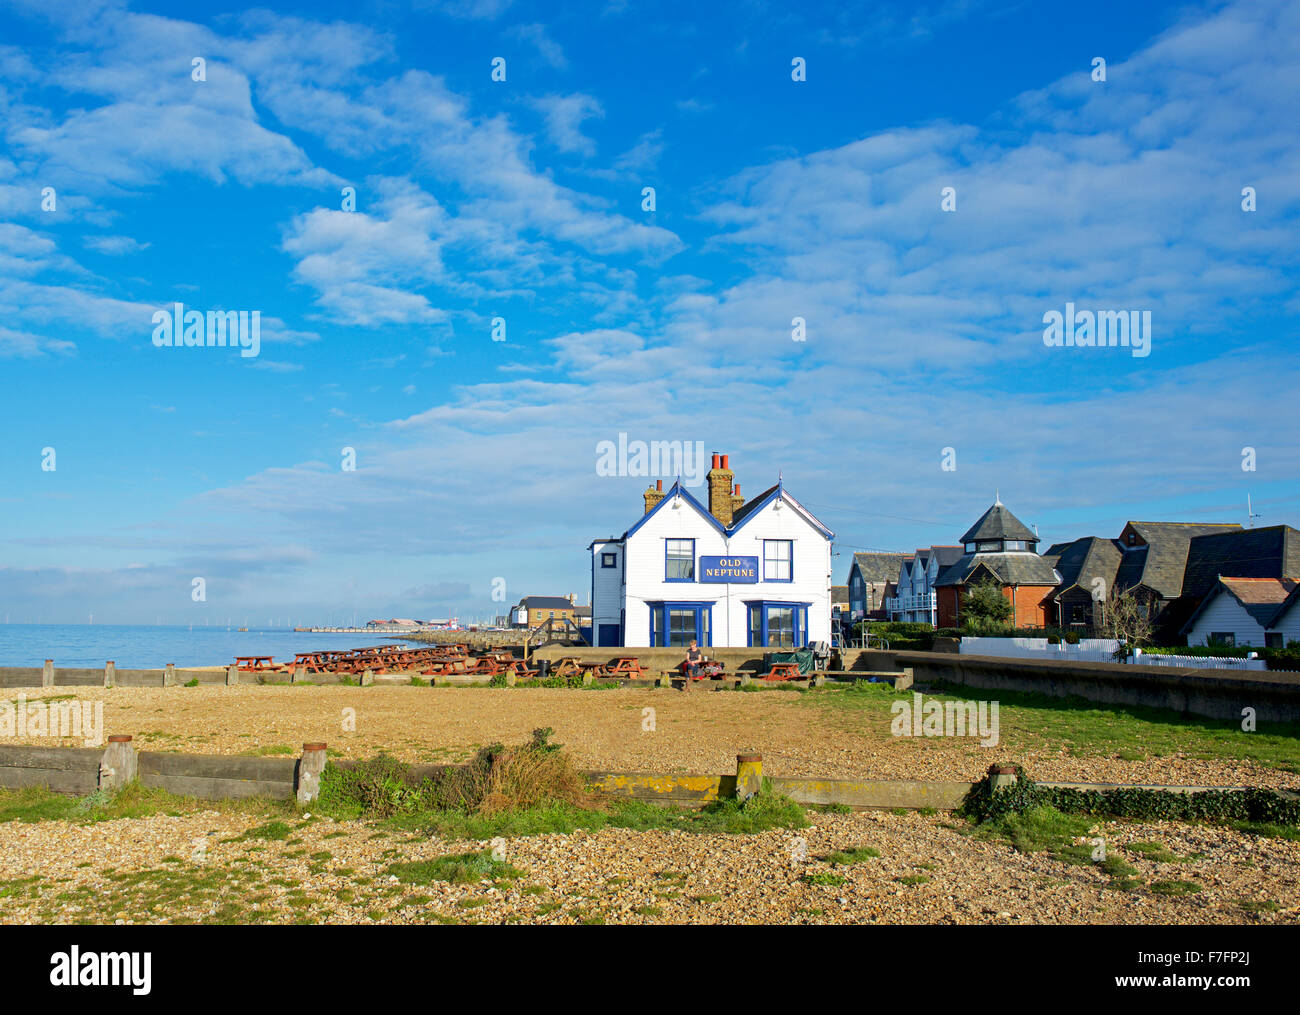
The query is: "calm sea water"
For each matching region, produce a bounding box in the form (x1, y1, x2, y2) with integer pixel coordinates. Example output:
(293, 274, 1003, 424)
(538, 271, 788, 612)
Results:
(0, 625, 422, 669)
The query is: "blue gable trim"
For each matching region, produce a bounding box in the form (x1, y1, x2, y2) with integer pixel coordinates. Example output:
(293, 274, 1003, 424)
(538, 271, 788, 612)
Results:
(623, 480, 727, 541)
(727, 484, 834, 540)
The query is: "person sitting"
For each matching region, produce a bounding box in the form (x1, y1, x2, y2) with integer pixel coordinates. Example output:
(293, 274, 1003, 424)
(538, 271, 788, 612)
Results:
(682, 640, 704, 680)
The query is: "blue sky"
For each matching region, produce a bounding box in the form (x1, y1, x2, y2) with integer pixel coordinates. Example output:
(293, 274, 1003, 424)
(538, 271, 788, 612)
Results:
(0, 0, 1297, 624)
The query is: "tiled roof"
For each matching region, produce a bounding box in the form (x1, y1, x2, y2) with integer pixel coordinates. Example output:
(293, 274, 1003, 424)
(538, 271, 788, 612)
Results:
(1181, 526, 1300, 600)
(931, 545, 964, 568)
(520, 596, 576, 610)
(1120, 521, 1242, 599)
(935, 552, 1060, 587)
(1051, 537, 1123, 599)
(831, 584, 849, 604)
(728, 484, 779, 527)
(851, 552, 910, 585)
(1182, 576, 1299, 632)
(959, 502, 1038, 544)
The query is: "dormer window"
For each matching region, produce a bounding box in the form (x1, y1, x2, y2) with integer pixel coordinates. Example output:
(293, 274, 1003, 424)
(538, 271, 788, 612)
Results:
(976, 541, 1001, 552)
(1004, 540, 1027, 551)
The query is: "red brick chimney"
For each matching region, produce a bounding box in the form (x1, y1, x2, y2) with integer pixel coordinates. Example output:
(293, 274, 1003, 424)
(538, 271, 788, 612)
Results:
(707, 454, 736, 525)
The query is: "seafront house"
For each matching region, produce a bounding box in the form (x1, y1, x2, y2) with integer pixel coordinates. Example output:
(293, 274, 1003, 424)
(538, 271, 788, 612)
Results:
(885, 546, 963, 624)
(588, 454, 834, 648)
(847, 552, 909, 621)
(934, 498, 1061, 628)
(1181, 577, 1300, 648)
(511, 595, 580, 629)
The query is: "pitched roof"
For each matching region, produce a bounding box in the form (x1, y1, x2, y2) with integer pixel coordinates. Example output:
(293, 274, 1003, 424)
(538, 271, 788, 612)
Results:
(728, 483, 834, 538)
(1181, 525, 1300, 600)
(728, 484, 778, 527)
(959, 501, 1038, 544)
(1118, 521, 1242, 599)
(1180, 577, 1299, 633)
(1051, 537, 1123, 599)
(831, 584, 849, 604)
(935, 552, 1061, 587)
(930, 545, 964, 569)
(519, 596, 575, 610)
(851, 552, 910, 584)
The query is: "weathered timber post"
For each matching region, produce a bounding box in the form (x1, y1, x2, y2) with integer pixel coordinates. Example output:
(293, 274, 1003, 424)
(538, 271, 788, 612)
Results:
(505, 668, 517, 687)
(163, 663, 176, 687)
(739, 671, 752, 687)
(103, 660, 116, 688)
(582, 668, 594, 686)
(225, 665, 239, 686)
(736, 753, 763, 801)
(361, 668, 374, 686)
(42, 659, 54, 688)
(297, 742, 328, 804)
(100, 735, 137, 790)
(989, 764, 1018, 793)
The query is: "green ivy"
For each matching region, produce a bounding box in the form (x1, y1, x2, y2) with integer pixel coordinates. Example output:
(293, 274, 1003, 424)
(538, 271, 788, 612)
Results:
(960, 766, 1300, 827)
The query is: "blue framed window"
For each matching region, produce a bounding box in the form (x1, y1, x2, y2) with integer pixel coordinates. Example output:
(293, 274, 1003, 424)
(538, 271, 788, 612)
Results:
(763, 540, 793, 581)
(601, 552, 617, 568)
(665, 539, 695, 581)
(745, 601, 810, 648)
(647, 601, 712, 647)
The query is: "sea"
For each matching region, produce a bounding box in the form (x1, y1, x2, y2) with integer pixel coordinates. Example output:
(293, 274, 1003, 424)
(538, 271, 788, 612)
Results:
(0, 624, 423, 670)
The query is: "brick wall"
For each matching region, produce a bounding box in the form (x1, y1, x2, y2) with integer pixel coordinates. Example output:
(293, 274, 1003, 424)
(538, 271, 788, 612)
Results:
(937, 584, 1056, 628)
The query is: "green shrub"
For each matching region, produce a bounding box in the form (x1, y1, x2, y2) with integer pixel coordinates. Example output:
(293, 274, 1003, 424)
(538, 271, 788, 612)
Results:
(316, 728, 587, 820)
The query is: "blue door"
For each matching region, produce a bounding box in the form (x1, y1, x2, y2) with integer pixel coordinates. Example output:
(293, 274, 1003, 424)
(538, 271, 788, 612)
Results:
(598, 623, 621, 647)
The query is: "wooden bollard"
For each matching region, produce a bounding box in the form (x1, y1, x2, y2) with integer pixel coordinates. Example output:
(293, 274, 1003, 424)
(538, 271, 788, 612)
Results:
(297, 743, 328, 803)
(100, 735, 137, 790)
(989, 764, 1018, 793)
(42, 659, 53, 688)
(225, 665, 239, 686)
(103, 660, 116, 688)
(361, 668, 374, 686)
(736, 753, 762, 801)
(163, 663, 176, 687)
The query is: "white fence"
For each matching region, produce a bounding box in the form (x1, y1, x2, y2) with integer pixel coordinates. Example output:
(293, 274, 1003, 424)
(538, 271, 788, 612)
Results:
(959, 637, 1121, 663)
(958, 637, 1267, 670)
(1131, 649, 1267, 671)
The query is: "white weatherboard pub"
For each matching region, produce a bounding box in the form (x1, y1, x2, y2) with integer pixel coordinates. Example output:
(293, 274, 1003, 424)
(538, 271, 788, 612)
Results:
(588, 454, 834, 648)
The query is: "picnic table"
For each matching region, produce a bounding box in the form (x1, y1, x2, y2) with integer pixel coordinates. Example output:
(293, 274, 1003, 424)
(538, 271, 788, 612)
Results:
(760, 662, 802, 681)
(234, 656, 277, 672)
(602, 657, 650, 679)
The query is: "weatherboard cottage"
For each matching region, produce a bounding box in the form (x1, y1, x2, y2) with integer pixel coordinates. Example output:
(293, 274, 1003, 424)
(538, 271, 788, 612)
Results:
(589, 454, 834, 648)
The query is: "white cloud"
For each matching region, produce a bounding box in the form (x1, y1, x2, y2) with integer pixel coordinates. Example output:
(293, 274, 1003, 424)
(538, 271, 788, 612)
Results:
(530, 92, 604, 157)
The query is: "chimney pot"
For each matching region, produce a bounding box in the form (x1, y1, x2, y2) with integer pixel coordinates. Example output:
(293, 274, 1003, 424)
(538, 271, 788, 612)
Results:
(656, 479, 662, 491)
(711, 454, 720, 470)
(721, 454, 729, 470)
(734, 484, 740, 495)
